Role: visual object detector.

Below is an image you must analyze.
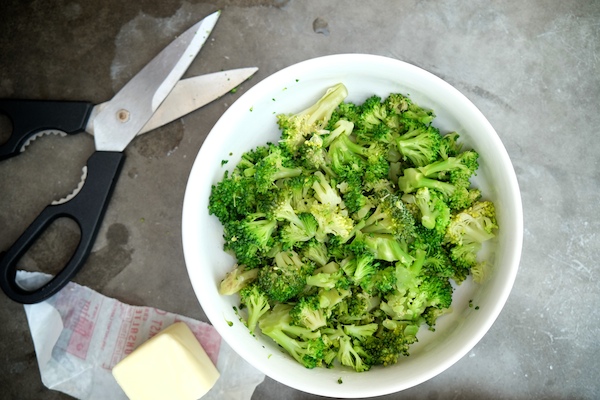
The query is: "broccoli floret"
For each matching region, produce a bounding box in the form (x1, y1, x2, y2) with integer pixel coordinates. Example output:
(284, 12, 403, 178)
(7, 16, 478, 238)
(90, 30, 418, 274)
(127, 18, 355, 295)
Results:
(339, 173, 371, 216)
(312, 171, 343, 206)
(254, 146, 304, 193)
(360, 265, 397, 295)
(332, 291, 378, 325)
(397, 155, 480, 211)
(310, 202, 355, 241)
(343, 323, 379, 341)
(306, 268, 351, 291)
(395, 122, 441, 167)
(290, 295, 328, 331)
(342, 239, 377, 283)
(419, 150, 479, 181)
(413, 187, 451, 234)
(439, 131, 462, 159)
(422, 306, 452, 328)
(327, 132, 390, 186)
(402, 102, 436, 126)
(280, 213, 319, 248)
(219, 264, 258, 295)
(361, 194, 415, 239)
(222, 213, 277, 268)
(330, 102, 362, 128)
(208, 171, 258, 222)
(239, 283, 271, 333)
(358, 95, 387, 131)
(445, 200, 497, 245)
(363, 233, 414, 266)
(444, 201, 498, 277)
(258, 250, 315, 302)
(282, 175, 315, 214)
(277, 83, 349, 155)
(273, 195, 319, 247)
(383, 93, 411, 116)
(259, 304, 326, 368)
(363, 325, 419, 366)
(471, 260, 492, 284)
(317, 287, 351, 310)
(336, 334, 371, 372)
(301, 239, 329, 267)
(328, 137, 366, 178)
(297, 134, 337, 177)
(380, 247, 453, 322)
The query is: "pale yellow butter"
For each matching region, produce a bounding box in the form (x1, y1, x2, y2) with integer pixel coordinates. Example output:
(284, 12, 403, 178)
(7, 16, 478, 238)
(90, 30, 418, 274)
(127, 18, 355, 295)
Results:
(112, 322, 220, 400)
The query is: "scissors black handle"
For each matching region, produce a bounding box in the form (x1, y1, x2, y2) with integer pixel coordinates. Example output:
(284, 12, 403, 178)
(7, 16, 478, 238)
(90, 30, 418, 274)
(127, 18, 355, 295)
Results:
(0, 99, 94, 160)
(0, 151, 125, 304)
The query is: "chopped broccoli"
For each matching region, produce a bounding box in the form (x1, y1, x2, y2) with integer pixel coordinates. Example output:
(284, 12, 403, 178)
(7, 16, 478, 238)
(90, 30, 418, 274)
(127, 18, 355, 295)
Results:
(259, 304, 326, 368)
(412, 187, 451, 234)
(343, 323, 379, 341)
(210, 84, 498, 372)
(362, 325, 419, 366)
(290, 295, 328, 331)
(239, 283, 271, 333)
(257, 250, 315, 302)
(395, 122, 441, 167)
(444, 201, 498, 278)
(312, 171, 343, 206)
(363, 233, 414, 265)
(222, 213, 277, 268)
(277, 83, 348, 155)
(219, 264, 258, 295)
(301, 239, 329, 267)
(337, 334, 371, 372)
(310, 202, 355, 241)
(361, 193, 416, 239)
(254, 145, 304, 193)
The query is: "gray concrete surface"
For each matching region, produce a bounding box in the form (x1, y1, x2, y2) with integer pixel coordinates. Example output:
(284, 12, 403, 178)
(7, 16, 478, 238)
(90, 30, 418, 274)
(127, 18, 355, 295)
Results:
(1, 0, 598, 399)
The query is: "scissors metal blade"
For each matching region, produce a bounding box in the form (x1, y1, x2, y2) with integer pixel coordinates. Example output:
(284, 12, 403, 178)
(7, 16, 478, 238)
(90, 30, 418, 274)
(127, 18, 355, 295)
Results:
(92, 11, 220, 152)
(86, 67, 258, 137)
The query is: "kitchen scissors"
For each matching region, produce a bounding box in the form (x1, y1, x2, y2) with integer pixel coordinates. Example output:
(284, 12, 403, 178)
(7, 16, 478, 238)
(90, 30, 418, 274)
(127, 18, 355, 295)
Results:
(0, 11, 257, 304)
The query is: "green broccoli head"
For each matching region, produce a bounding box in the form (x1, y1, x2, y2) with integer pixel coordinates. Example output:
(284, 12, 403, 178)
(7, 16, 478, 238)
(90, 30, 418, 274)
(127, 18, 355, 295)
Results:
(363, 233, 414, 265)
(444, 201, 498, 280)
(362, 325, 419, 366)
(254, 145, 304, 193)
(277, 83, 348, 156)
(360, 264, 397, 295)
(218, 264, 258, 295)
(397, 166, 480, 211)
(361, 193, 416, 239)
(337, 334, 371, 372)
(208, 171, 258, 223)
(239, 283, 271, 333)
(222, 213, 277, 268)
(290, 295, 329, 331)
(413, 187, 451, 234)
(259, 304, 326, 368)
(395, 121, 441, 167)
(258, 250, 315, 302)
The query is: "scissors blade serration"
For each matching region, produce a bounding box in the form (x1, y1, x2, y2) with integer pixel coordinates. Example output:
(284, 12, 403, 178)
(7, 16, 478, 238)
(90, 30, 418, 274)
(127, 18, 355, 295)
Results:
(92, 11, 220, 152)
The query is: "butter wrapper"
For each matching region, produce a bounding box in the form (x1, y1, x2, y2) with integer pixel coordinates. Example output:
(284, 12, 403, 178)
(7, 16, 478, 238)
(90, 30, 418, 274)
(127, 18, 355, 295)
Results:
(17, 271, 265, 400)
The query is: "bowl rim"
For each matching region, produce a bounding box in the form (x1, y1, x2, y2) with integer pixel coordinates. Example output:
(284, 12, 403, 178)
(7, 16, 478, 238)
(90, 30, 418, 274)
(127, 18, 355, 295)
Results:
(182, 53, 523, 398)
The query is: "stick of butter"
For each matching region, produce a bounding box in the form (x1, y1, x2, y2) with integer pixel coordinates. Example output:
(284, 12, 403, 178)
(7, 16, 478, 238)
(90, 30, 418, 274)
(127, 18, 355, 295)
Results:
(112, 322, 220, 400)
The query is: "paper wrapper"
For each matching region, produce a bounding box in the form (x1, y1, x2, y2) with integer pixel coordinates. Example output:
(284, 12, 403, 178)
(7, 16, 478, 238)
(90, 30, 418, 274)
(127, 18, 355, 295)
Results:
(16, 271, 265, 400)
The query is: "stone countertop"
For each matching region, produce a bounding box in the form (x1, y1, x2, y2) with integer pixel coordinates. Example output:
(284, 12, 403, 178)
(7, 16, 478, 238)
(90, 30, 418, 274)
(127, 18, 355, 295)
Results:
(1, 1, 598, 399)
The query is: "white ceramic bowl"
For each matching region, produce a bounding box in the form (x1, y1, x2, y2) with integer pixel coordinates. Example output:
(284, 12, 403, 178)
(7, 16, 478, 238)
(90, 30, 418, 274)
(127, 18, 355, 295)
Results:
(182, 54, 523, 398)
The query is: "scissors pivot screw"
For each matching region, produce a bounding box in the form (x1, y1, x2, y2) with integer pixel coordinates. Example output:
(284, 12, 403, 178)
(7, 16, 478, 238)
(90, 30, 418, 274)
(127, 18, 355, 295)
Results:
(117, 109, 130, 123)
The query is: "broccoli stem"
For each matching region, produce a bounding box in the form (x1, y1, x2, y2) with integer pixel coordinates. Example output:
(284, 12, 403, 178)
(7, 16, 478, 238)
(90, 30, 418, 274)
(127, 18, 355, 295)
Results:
(300, 83, 349, 127)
